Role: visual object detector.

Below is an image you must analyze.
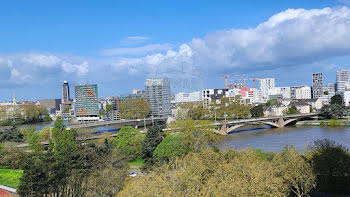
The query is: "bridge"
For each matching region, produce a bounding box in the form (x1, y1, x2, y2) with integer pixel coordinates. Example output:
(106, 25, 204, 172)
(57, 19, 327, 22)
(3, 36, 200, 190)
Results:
(67, 117, 167, 129)
(213, 113, 319, 135)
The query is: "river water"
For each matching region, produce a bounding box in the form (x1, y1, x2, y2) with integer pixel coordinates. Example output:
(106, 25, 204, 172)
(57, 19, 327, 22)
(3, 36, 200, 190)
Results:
(3, 121, 350, 152)
(220, 125, 350, 152)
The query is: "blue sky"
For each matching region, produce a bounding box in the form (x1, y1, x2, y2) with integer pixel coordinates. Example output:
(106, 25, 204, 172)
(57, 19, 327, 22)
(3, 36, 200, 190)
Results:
(0, 0, 350, 101)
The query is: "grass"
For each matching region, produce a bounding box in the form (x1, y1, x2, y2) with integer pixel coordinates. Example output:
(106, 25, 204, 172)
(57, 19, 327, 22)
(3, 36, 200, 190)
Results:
(128, 158, 145, 170)
(0, 168, 23, 189)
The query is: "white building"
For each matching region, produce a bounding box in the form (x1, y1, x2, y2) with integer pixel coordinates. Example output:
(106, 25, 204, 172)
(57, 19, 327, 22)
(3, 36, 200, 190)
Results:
(260, 78, 275, 99)
(175, 91, 202, 103)
(295, 86, 312, 99)
(341, 91, 350, 107)
(336, 70, 349, 93)
(268, 87, 291, 99)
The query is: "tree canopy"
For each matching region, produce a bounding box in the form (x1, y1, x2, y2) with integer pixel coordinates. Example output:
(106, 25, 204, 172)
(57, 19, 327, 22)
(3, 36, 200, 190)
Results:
(119, 98, 151, 119)
(114, 126, 144, 161)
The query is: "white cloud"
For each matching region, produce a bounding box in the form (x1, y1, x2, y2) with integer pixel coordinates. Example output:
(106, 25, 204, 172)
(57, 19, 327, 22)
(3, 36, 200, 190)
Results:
(10, 68, 32, 83)
(120, 36, 150, 46)
(22, 54, 61, 67)
(101, 44, 172, 56)
(61, 61, 89, 76)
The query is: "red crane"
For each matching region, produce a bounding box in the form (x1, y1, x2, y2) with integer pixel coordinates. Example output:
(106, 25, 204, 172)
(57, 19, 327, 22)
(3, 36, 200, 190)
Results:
(220, 74, 242, 89)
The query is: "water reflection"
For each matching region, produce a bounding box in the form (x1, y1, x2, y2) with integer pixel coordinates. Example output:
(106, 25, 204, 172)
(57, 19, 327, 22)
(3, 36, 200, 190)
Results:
(220, 125, 350, 152)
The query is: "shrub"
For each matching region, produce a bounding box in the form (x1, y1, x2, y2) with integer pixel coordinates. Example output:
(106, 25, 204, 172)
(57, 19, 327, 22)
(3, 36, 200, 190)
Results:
(329, 119, 340, 127)
(153, 134, 189, 162)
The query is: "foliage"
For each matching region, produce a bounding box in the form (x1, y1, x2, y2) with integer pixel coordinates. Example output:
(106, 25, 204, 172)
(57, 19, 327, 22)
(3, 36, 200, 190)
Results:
(285, 105, 300, 115)
(119, 98, 151, 119)
(273, 145, 316, 197)
(0, 126, 23, 143)
(43, 114, 52, 122)
(320, 104, 346, 119)
(331, 94, 344, 105)
(0, 168, 23, 189)
(114, 126, 144, 161)
(18, 117, 129, 197)
(265, 98, 277, 106)
(142, 124, 165, 164)
(20, 127, 42, 153)
(308, 139, 350, 177)
(250, 105, 264, 117)
(0, 142, 27, 169)
(153, 134, 189, 162)
(105, 104, 114, 112)
(168, 119, 219, 152)
(62, 105, 71, 113)
(118, 148, 315, 197)
(39, 127, 50, 141)
(328, 119, 341, 126)
(187, 105, 208, 120)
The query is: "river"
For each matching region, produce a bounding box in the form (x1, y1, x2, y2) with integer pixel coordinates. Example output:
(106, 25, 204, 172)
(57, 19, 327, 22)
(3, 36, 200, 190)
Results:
(220, 125, 350, 152)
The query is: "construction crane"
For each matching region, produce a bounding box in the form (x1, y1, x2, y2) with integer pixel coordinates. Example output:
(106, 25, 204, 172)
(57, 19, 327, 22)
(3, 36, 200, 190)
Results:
(220, 74, 243, 89)
(239, 77, 263, 89)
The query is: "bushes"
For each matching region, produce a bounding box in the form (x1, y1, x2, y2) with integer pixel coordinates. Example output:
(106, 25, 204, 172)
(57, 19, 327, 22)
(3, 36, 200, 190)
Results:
(153, 134, 189, 162)
(114, 126, 144, 161)
(329, 119, 341, 127)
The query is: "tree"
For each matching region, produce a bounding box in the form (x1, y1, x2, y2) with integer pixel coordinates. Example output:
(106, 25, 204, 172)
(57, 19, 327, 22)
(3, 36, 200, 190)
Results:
(265, 99, 277, 107)
(119, 98, 151, 119)
(285, 105, 300, 115)
(308, 139, 350, 177)
(0, 126, 23, 143)
(0, 142, 26, 169)
(250, 105, 264, 117)
(320, 104, 346, 119)
(273, 145, 316, 197)
(168, 119, 219, 152)
(20, 127, 42, 153)
(105, 104, 114, 112)
(114, 126, 144, 161)
(153, 134, 189, 162)
(331, 94, 344, 105)
(142, 124, 165, 163)
(62, 105, 71, 114)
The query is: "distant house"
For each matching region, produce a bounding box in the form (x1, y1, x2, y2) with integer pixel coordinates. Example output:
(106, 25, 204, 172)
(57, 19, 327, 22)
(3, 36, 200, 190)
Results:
(289, 101, 310, 114)
(263, 102, 288, 117)
(278, 98, 323, 112)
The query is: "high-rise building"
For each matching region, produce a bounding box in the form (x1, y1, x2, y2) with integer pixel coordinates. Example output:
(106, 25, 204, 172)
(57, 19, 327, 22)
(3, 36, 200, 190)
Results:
(145, 78, 171, 117)
(62, 80, 70, 103)
(175, 91, 202, 103)
(312, 73, 323, 98)
(259, 78, 275, 99)
(290, 86, 304, 99)
(336, 70, 349, 93)
(295, 86, 312, 99)
(75, 84, 99, 121)
(328, 83, 336, 98)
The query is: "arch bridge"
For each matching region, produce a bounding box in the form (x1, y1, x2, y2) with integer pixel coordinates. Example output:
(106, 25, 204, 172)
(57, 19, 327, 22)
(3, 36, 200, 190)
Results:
(213, 113, 319, 135)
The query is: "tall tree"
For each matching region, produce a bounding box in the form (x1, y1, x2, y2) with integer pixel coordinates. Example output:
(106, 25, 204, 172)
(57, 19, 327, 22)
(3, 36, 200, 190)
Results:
(331, 94, 344, 105)
(119, 98, 151, 119)
(142, 125, 165, 163)
(114, 126, 144, 161)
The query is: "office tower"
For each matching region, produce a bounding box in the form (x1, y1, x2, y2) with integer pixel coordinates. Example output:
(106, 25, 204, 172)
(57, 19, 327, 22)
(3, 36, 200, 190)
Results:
(336, 70, 349, 93)
(62, 80, 70, 103)
(145, 78, 171, 117)
(259, 78, 275, 99)
(75, 84, 99, 121)
(295, 86, 312, 99)
(328, 83, 336, 98)
(312, 73, 323, 98)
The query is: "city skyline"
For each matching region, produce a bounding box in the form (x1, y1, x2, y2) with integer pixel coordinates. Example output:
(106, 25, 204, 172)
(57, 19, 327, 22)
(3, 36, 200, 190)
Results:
(1, 1, 350, 101)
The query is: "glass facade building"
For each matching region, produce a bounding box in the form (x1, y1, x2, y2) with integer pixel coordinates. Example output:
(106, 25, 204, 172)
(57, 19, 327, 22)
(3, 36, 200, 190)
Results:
(75, 84, 99, 118)
(145, 78, 171, 117)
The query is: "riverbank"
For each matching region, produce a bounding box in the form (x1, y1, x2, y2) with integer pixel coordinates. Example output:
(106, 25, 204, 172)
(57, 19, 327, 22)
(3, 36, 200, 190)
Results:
(296, 119, 350, 126)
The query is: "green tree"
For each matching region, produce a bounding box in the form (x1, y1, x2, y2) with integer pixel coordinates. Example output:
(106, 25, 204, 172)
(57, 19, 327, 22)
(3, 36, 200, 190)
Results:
(168, 119, 219, 152)
(0, 142, 26, 169)
(308, 139, 350, 177)
(114, 126, 144, 161)
(142, 125, 165, 163)
(0, 126, 23, 143)
(265, 99, 277, 107)
(62, 105, 71, 114)
(320, 104, 346, 119)
(250, 105, 264, 117)
(285, 105, 300, 115)
(153, 134, 189, 162)
(105, 104, 114, 112)
(119, 98, 151, 119)
(331, 94, 344, 105)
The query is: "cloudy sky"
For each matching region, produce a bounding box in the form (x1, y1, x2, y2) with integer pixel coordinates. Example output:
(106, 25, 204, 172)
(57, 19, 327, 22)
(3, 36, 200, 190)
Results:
(1, 0, 350, 101)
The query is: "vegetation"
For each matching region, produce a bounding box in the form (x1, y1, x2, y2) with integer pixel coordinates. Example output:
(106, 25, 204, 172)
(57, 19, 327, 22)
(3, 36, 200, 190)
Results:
(62, 105, 71, 113)
(284, 105, 300, 115)
(250, 104, 264, 117)
(153, 134, 189, 162)
(0, 142, 26, 169)
(118, 147, 316, 197)
(0, 168, 23, 189)
(141, 124, 165, 165)
(331, 94, 344, 105)
(265, 98, 277, 106)
(328, 119, 341, 126)
(114, 126, 145, 161)
(320, 104, 346, 119)
(119, 98, 151, 119)
(0, 126, 23, 143)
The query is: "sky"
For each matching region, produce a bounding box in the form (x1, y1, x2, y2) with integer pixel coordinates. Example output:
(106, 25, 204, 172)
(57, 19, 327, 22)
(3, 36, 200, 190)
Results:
(1, 0, 350, 101)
